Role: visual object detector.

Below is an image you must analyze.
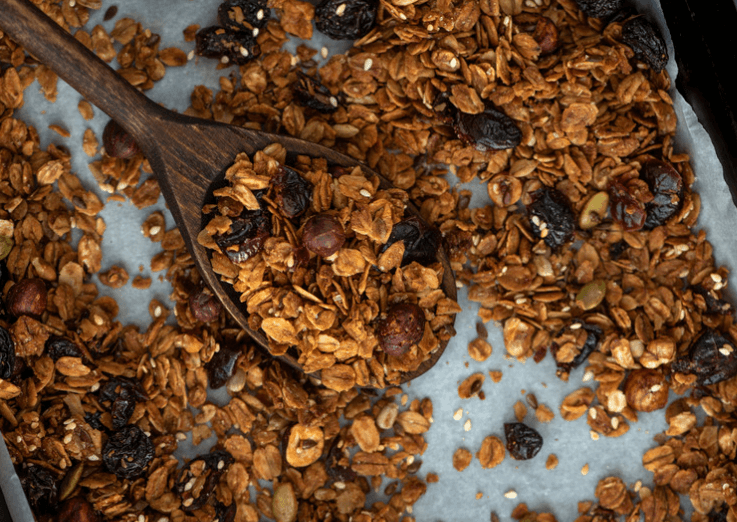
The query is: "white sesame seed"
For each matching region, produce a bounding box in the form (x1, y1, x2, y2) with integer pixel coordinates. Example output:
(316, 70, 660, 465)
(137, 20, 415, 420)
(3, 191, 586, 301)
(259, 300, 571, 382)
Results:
(359, 189, 371, 198)
(336, 3, 346, 15)
(187, 50, 195, 61)
(253, 28, 259, 37)
(463, 419, 472, 431)
(363, 58, 373, 71)
(329, 96, 338, 107)
(239, 47, 249, 57)
(453, 408, 463, 421)
(427, 25, 434, 31)
(504, 490, 517, 499)
(257, 9, 264, 20)
(590, 431, 600, 440)
(221, 56, 230, 64)
(321, 46, 329, 59)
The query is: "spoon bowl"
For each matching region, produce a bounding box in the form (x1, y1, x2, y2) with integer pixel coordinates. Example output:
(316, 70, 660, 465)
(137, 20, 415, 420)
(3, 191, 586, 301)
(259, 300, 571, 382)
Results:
(0, 0, 457, 385)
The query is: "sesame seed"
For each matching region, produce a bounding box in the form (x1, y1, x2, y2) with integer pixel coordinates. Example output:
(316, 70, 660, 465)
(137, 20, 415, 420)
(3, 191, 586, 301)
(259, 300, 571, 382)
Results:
(590, 431, 600, 440)
(463, 419, 472, 431)
(359, 189, 371, 198)
(221, 56, 230, 64)
(336, 3, 346, 15)
(450, 58, 458, 68)
(329, 96, 338, 107)
(321, 47, 329, 59)
(363, 58, 373, 71)
(253, 28, 259, 37)
(453, 408, 463, 420)
(257, 9, 264, 20)
(240, 47, 249, 57)
(504, 490, 517, 499)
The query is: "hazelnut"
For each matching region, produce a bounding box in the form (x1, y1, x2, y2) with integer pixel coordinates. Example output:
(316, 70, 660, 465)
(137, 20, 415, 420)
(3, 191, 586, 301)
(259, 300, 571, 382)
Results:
(189, 289, 221, 323)
(302, 213, 345, 258)
(102, 119, 140, 159)
(57, 496, 100, 522)
(624, 369, 669, 412)
(532, 16, 559, 54)
(6, 278, 47, 318)
(377, 302, 425, 357)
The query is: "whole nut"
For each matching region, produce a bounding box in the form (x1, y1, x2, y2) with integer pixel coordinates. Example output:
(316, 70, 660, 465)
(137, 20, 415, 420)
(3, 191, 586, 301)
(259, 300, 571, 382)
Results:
(102, 119, 140, 159)
(57, 496, 100, 522)
(272, 482, 298, 522)
(189, 289, 222, 323)
(624, 369, 669, 412)
(532, 16, 559, 54)
(377, 302, 425, 357)
(302, 213, 345, 258)
(6, 278, 47, 318)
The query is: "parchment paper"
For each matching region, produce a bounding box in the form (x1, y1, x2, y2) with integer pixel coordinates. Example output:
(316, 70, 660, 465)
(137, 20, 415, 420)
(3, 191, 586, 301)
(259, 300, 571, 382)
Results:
(4, 1, 737, 520)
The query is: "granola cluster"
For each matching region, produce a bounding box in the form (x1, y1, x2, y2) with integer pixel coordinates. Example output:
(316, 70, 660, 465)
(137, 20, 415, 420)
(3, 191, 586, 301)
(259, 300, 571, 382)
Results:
(197, 144, 458, 389)
(1, 0, 737, 521)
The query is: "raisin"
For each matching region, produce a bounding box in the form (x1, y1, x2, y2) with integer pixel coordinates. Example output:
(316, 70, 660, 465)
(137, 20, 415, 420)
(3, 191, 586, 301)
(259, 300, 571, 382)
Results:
(609, 240, 627, 260)
(0, 325, 15, 380)
(690, 286, 733, 316)
(377, 302, 425, 357)
(214, 502, 237, 522)
(608, 181, 646, 231)
(218, 0, 270, 31)
(504, 422, 543, 460)
(102, 425, 154, 479)
(19, 463, 57, 512)
(195, 26, 260, 65)
(672, 329, 737, 386)
(292, 71, 340, 113)
(641, 159, 683, 229)
(379, 216, 441, 267)
(45, 336, 83, 361)
(58, 497, 99, 522)
(621, 16, 668, 73)
(325, 438, 356, 482)
(431, 91, 456, 125)
(526, 187, 576, 249)
(271, 165, 312, 218)
(175, 450, 234, 511)
(99, 378, 149, 430)
(315, 0, 378, 40)
(85, 411, 105, 430)
(574, 0, 623, 18)
(553, 321, 602, 373)
(454, 106, 521, 151)
(206, 339, 242, 389)
(709, 506, 730, 522)
(215, 208, 271, 264)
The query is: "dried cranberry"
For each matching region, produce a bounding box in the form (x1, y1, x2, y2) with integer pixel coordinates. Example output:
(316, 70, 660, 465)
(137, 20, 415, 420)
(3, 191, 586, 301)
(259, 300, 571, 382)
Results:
(195, 26, 260, 66)
(99, 378, 149, 430)
(455, 106, 521, 151)
(621, 16, 668, 73)
(102, 425, 154, 479)
(19, 463, 57, 512)
(608, 182, 646, 231)
(380, 216, 441, 267)
(0, 325, 15, 380)
(175, 450, 234, 511)
(271, 165, 313, 218)
(215, 208, 271, 263)
(504, 422, 543, 460)
(377, 302, 425, 357)
(641, 159, 683, 229)
(206, 339, 243, 389)
(315, 0, 378, 40)
(526, 187, 576, 249)
(218, 0, 270, 31)
(293, 71, 340, 114)
(45, 336, 83, 361)
(574, 0, 623, 18)
(672, 329, 737, 386)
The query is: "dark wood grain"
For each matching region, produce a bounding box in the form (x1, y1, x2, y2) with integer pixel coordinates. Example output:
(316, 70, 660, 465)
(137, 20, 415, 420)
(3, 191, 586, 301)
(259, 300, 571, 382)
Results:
(0, 0, 456, 385)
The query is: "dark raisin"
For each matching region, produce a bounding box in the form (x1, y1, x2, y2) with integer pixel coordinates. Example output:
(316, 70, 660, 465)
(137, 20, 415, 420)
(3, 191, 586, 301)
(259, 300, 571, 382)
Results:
(504, 422, 543, 460)
(215, 208, 271, 264)
(102, 120, 140, 159)
(214, 502, 237, 522)
(325, 438, 356, 482)
(85, 411, 105, 430)
(206, 339, 242, 389)
(574, 0, 623, 18)
(315, 0, 378, 40)
(102, 425, 154, 479)
(271, 165, 312, 218)
(302, 213, 345, 258)
(690, 286, 733, 316)
(621, 16, 668, 73)
(218, 0, 270, 31)
(455, 106, 521, 151)
(608, 181, 646, 231)
(641, 159, 683, 229)
(379, 216, 441, 267)
(526, 187, 576, 249)
(377, 302, 425, 357)
(608, 240, 627, 260)
(19, 463, 57, 512)
(176, 450, 234, 511)
(99, 378, 148, 430)
(0, 325, 15, 380)
(292, 71, 340, 114)
(709, 506, 729, 522)
(195, 26, 260, 66)
(672, 329, 737, 386)
(553, 322, 602, 374)
(45, 336, 83, 361)
(431, 91, 456, 125)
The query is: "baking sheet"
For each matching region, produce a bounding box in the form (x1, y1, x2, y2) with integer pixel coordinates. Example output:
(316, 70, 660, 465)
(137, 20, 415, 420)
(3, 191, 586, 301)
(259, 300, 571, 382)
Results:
(4, 0, 737, 520)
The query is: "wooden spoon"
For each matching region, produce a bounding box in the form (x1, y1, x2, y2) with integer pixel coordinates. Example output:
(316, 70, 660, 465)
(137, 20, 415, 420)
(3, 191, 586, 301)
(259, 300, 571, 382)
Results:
(0, 0, 457, 385)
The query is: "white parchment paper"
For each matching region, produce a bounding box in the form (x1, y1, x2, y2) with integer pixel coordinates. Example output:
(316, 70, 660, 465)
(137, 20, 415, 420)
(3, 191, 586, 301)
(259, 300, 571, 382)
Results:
(3, 1, 737, 521)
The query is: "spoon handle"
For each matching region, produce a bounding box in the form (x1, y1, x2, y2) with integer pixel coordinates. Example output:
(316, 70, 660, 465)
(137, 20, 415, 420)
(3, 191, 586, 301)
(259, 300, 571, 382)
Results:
(0, 0, 164, 138)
